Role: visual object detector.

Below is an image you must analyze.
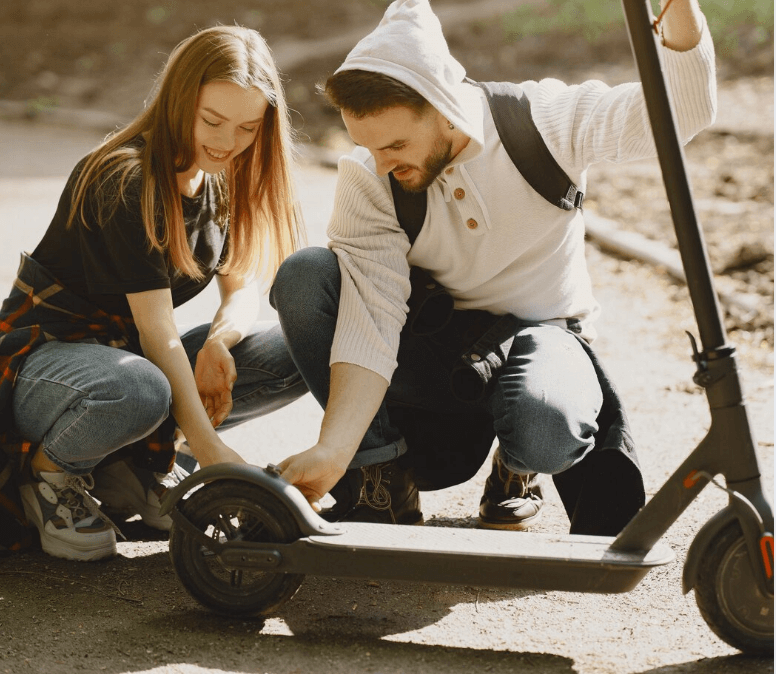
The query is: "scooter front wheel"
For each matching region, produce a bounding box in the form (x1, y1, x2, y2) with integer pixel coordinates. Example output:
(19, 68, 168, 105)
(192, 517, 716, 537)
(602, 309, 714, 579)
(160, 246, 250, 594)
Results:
(694, 520, 773, 654)
(169, 479, 304, 618)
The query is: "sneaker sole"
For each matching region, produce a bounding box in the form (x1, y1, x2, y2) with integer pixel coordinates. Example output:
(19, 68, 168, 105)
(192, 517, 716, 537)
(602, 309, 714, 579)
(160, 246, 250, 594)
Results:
(20, 488, 117, 561)
(39, 531, 117, 562)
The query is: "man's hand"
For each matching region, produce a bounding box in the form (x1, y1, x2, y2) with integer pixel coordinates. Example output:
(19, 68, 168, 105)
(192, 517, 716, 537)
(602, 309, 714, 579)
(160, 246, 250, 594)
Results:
(277, 363, 388, 509)
(278, 444, 352, 512)
(194, 339, 237, 427)
(660, 0, 704, 52)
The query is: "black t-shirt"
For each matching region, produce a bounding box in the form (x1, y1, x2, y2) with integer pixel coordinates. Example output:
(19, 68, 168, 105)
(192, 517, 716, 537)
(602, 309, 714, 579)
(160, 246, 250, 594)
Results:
(32, 153, 228, 318)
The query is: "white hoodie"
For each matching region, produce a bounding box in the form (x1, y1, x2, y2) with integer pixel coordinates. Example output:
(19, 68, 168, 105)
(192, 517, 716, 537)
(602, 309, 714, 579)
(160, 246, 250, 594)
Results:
(327, 0, 717, 383)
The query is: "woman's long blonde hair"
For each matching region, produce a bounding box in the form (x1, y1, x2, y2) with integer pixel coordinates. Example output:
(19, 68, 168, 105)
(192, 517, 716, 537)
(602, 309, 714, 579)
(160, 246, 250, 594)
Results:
(68, 25, 303, 282)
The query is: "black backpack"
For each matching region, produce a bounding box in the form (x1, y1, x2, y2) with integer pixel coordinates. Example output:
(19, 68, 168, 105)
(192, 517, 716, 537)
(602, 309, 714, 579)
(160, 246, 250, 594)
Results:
(390, 79, 584, 243)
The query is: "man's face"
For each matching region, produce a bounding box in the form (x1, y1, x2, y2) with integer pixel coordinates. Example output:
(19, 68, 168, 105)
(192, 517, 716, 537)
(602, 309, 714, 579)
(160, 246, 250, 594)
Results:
(342, 105, 453, 193)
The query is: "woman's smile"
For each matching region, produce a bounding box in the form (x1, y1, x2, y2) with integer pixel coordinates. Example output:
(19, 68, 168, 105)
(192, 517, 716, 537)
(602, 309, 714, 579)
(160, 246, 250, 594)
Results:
(204, 146, 231, 162)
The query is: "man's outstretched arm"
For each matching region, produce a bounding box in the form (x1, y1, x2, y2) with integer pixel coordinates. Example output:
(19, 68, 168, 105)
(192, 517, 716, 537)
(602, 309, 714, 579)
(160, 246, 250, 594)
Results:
(278, 362, 389, 510)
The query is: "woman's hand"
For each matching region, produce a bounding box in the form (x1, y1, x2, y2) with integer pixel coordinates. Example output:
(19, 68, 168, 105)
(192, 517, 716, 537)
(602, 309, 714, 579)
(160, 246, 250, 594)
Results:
(194, 338, 237, 427)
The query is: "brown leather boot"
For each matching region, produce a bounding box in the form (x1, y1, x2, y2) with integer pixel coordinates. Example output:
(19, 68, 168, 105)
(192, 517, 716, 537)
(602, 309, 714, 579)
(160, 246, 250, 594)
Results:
(479, 451, 543, 530)
(322, 459, 423, 525)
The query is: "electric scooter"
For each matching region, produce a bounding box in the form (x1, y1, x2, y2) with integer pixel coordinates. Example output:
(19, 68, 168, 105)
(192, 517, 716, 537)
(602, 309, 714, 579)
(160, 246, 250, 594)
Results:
(160, 0, 774, 655)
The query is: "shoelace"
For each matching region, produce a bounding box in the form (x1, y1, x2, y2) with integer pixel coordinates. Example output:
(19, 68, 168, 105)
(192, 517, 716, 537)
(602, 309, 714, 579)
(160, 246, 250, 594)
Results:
(498, 462, 531, 497)
(60, 474, 125, 539)
(356, 465, 393, 513)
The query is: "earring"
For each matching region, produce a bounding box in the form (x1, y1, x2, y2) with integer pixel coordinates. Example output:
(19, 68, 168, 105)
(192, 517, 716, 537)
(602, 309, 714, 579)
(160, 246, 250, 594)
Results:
(448, 122, 455, 130)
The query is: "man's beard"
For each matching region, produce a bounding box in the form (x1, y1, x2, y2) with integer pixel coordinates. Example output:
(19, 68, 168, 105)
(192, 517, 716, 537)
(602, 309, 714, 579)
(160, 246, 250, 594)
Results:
(393, 135, 454, 193)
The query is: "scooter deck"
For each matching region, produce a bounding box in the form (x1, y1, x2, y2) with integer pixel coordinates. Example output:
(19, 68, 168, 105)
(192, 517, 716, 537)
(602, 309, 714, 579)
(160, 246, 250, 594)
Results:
(220, 522, 675, 594)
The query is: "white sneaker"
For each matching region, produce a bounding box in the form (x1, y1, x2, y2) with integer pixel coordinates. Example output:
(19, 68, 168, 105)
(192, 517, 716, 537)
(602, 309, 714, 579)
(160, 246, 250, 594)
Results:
(90, 458, 190, 531)
(20, 471, 117, 562)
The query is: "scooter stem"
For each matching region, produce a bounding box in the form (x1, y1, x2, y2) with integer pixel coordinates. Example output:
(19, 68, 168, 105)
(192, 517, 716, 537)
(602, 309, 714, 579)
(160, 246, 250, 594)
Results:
(620, 0, 727, 352)
(613, 0, 773, 568)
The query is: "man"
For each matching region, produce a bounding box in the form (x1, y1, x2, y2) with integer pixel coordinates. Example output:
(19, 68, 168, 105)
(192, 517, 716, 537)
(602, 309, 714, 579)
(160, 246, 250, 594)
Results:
(270, 0, 715, 533)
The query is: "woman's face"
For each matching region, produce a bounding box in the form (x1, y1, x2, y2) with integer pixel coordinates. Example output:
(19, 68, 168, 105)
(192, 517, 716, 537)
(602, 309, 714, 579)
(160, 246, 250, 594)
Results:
(184, 81, 269, 181)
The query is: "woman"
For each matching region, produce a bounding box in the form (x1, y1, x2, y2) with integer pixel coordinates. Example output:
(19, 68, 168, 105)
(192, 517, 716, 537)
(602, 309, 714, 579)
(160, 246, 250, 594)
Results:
(0, 25, 307, 561)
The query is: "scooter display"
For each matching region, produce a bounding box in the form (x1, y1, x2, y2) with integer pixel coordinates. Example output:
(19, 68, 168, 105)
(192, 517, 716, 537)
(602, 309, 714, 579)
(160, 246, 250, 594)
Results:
(160, 0, 774, 655)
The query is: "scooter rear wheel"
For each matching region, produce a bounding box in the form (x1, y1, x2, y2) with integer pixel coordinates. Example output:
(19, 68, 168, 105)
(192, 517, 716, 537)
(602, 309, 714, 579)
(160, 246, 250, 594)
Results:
(694, 520, 773, 654)
(169, 479, 304, 618)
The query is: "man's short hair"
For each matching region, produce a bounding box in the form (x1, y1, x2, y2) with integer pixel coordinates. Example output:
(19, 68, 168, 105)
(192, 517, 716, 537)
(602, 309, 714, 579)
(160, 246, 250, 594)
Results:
(321, 69, 430, 118)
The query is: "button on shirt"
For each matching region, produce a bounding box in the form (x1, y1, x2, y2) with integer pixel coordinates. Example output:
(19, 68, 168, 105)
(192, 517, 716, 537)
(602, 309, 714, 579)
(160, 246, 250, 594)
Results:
(406, 106, 594, 333)
(430, 160, 491, 242)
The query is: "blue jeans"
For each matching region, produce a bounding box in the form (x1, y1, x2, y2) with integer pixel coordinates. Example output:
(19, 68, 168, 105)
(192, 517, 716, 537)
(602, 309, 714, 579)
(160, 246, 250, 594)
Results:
(11, 322, 307, 475)
(270, 247, 603, 475)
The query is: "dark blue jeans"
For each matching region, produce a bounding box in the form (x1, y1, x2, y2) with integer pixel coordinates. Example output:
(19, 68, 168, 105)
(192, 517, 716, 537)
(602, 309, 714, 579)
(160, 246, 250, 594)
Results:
(270, 247, 603, 475)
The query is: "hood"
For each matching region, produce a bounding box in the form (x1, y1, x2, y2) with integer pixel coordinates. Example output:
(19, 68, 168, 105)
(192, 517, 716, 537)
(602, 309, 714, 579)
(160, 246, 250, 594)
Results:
(334, 0, 484, 148)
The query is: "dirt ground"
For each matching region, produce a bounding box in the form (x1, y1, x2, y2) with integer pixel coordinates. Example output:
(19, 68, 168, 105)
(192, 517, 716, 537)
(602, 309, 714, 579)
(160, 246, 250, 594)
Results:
(0, 1, 773, 673)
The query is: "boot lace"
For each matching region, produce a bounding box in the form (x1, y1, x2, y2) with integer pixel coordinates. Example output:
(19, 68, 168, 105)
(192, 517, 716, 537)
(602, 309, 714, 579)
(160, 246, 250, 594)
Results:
(497, 459, 530, 498)
(355, 465, 395, 521)
(503, 473, 531, 497)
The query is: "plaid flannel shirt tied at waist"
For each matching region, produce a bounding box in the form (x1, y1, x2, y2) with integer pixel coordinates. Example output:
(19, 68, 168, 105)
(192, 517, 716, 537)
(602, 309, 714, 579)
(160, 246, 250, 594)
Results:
(0, 254, 175, 472)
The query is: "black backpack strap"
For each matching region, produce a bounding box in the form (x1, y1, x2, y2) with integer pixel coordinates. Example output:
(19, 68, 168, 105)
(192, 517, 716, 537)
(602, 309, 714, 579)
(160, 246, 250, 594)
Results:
(472, 79, 584, 211)
(389, 173, 427, 245)
(390, 78, 583, 241)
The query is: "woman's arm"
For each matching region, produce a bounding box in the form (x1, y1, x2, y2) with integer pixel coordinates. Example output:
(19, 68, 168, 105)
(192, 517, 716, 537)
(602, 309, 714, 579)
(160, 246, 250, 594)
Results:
(205, 273, 262, 349)
(126, 287, 245, 467)
(193, 274, 261, 426)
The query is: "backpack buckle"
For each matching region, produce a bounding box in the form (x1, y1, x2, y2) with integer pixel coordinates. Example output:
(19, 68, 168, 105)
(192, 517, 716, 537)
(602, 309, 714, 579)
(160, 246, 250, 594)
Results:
(565, 185, 584, 209)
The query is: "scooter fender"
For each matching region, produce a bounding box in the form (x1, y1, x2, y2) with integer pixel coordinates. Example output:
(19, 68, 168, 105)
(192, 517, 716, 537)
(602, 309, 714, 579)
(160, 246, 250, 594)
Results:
(682, 501, 775, 597)
(682, 507, 738, 594)
(158, 463, 341, 538)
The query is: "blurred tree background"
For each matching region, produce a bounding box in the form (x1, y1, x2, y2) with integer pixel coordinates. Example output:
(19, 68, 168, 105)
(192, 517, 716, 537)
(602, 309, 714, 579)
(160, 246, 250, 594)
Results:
(1, 0, 772, 143)
(1, 0, 772, 346)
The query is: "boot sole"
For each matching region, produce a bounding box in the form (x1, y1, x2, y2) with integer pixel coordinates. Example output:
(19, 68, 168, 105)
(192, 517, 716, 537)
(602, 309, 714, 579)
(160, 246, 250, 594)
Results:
(478, 511, 542, 531)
